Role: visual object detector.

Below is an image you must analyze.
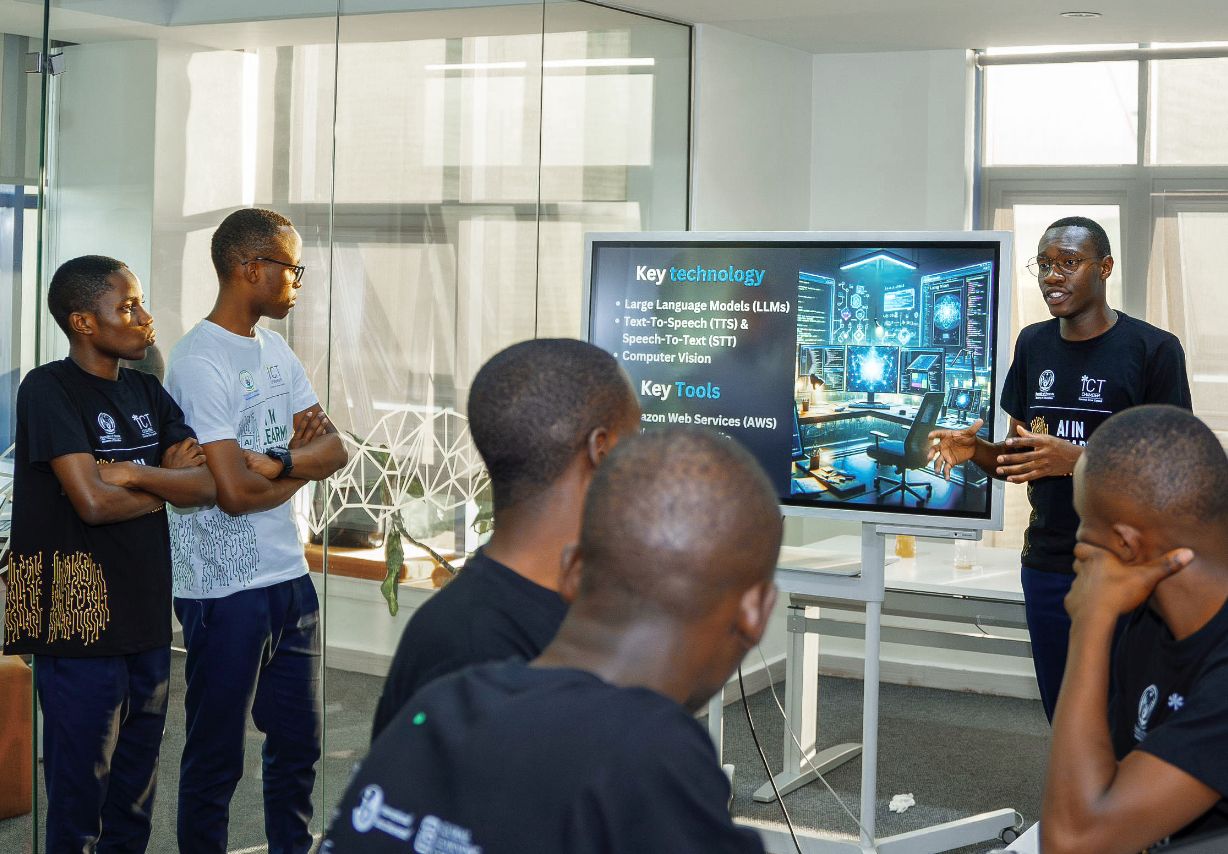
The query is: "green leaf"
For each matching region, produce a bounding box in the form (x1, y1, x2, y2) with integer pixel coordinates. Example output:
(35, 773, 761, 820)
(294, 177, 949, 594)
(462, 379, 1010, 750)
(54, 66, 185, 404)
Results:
(405, 474, 425, 500)
(349, 431, 392, 469)
(471, 481, 494, 535)
(382, 527, 404, 617)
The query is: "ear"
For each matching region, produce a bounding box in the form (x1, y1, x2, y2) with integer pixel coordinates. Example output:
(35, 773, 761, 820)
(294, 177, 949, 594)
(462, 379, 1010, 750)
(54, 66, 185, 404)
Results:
(233, 258, 259, 287)
(1098, 254, 1115, 282)
(585, 426, 614, 469)
(734, 580, 778, 648)
(558, 543, 583, 605)
(68, 310, 95, 337)
(1111, 521, 1144, 563)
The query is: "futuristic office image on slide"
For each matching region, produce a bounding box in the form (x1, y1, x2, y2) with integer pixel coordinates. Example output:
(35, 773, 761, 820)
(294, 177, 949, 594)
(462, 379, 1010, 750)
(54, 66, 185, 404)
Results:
(791, 246, 998, 513)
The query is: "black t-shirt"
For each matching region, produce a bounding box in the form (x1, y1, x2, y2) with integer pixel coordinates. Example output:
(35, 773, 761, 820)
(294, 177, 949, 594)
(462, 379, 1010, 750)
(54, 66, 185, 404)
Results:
(1110, 599, 1228, 847)
(1000, 313, 1190, 572)
(2, 359, 194, 657)
(371, 549, 567, 740)
(327, 662, 765, 854)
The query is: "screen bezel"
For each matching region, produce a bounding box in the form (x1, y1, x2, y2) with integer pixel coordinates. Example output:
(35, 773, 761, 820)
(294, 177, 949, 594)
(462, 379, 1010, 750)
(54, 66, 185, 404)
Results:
(581, 230, 1014, 533)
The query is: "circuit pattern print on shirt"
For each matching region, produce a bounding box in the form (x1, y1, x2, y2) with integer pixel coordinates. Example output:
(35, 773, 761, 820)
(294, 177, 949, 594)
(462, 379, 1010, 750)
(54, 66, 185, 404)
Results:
(171, 511, 261, 595)
(3, 552, 43, 643)
(46, 550, 110, 645)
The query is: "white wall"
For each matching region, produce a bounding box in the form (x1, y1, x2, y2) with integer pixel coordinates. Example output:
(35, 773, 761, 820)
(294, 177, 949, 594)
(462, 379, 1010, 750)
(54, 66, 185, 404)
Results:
(690, 25, 813, 231)
(811, 49, 975, 231)
(686, 26, 815, 693)
(50, 40, 158, 298)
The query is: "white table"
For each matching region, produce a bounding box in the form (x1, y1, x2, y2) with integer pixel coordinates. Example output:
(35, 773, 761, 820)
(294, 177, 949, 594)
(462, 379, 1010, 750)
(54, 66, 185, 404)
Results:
(717, 525, 1025, 853)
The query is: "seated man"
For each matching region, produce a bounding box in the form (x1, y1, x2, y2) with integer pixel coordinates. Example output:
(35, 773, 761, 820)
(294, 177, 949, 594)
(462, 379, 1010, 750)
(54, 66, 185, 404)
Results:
(326, 426, 778, 853)
(1042, 404, 1228, 853)
(370, 338, 640, 740)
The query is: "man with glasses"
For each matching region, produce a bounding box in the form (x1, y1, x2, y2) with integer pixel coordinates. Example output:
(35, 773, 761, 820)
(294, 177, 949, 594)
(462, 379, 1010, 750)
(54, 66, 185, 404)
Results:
(928, 216, 1190, 722)
(164, 208, 348, 854)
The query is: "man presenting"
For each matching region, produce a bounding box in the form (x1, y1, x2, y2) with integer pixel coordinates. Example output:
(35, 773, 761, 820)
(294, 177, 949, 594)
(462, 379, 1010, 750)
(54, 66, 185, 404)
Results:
(929, 216, 1190, 720)
(165, 208, 348, 854)
(1041, 405, 1227, 853)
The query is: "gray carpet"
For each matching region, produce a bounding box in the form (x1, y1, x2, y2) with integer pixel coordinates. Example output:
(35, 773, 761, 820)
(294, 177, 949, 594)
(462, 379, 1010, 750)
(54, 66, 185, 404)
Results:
(720, 674, 1047, 853)
(0, 653, 1048, 853)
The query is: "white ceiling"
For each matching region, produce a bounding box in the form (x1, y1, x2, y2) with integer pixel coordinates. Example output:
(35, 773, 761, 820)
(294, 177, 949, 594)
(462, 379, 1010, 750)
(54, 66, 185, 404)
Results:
(600, 0, 1228, 53)
(2, 0, 1227, 53)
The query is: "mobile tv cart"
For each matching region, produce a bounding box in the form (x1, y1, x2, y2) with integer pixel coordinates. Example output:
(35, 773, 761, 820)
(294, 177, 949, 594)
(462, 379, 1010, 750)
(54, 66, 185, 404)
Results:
(710, 522, 1021, 854)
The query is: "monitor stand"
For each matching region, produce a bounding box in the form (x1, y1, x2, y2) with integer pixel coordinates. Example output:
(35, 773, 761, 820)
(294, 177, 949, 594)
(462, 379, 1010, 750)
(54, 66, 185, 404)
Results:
(848, 392, 889, 410)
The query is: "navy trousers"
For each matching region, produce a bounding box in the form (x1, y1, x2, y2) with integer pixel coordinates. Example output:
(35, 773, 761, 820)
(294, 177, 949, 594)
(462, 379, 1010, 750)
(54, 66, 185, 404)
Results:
(35, 646, 171, 854)
(174, 574, 322, 854)
(1021, 565, 1075, 722)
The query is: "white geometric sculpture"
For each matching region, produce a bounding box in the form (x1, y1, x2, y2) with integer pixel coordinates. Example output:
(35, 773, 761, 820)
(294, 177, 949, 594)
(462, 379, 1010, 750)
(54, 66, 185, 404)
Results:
(307, 407, 489, 544)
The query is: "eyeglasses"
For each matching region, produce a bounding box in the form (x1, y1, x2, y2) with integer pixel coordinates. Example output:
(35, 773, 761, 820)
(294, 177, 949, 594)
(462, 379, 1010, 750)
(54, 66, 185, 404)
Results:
(1026, 256, 1103, 278)
(244, 257, 305, 284)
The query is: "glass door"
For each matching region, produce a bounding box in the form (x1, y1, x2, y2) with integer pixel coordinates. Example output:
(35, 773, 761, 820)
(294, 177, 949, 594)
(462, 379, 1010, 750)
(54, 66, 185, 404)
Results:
(14, 2, 690, 853)
(1149, 188, 1228, 431)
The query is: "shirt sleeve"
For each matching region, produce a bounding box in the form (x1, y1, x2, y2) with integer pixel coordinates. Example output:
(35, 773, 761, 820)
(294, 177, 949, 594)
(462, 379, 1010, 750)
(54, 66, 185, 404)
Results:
(148, 375, 197, 454)
(999, 334, 1027, 423)
(1143, 336, 1192, 410)
(1136, 661, 1228, 797)
(18, 369, 94, 464)
(285, 343, 320, 415)
(165, 353, 238, 445)
(592, 710, 766, 854)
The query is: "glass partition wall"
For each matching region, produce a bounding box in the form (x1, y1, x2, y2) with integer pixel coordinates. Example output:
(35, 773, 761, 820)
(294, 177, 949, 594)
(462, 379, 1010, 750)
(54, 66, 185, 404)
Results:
(1, 0, 689, 849)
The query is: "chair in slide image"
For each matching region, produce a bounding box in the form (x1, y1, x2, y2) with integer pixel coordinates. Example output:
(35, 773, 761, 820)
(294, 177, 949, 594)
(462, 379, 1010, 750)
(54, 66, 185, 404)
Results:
(867, 391, 945, 505)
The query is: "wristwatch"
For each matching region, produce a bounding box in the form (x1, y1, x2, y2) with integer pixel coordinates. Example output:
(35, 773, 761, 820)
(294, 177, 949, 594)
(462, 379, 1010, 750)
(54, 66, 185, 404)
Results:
(266, 446, 294, 479)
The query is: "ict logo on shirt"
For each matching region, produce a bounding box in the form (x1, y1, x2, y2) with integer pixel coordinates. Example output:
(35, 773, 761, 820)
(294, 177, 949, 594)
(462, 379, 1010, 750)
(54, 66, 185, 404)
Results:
(97, 412, 122, 444)
(1135, 683, 1160, 741)
(266, 364, 285, 386)
(1079, 374, 1107, 403)
(131, 413, 156, 438)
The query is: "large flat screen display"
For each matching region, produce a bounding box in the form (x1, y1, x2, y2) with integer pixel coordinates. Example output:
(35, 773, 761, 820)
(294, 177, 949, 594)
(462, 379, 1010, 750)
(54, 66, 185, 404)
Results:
(583, 232, 1013, 528)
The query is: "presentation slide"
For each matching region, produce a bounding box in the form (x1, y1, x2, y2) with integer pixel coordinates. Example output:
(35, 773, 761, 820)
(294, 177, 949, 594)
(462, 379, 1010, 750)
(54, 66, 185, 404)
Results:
(586, 235, 1008, 524)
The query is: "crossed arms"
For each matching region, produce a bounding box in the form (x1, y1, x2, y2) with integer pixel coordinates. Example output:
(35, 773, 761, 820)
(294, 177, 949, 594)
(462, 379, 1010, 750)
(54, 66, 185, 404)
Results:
(204, 405, 348, 516)
(52, 438, 216, 526)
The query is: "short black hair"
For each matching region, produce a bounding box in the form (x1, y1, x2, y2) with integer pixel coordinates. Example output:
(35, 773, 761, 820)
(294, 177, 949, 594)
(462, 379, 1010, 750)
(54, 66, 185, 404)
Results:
(577, 426, 782, 620)
(467, 338, 637, 512)
(211, 208, 294, 278)
(1083, 405, 1228, 524)
(1045, 216, 1111, 259)
(47, 255, 128, 335)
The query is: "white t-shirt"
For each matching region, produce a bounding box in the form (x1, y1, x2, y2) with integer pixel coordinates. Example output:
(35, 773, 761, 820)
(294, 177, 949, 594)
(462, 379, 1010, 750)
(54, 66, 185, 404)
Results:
(165, 320, 319, 599)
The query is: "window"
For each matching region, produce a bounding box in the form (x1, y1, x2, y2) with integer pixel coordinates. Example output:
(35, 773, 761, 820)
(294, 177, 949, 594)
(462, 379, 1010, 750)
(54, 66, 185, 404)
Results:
(983, 62, 1139, 165)
(979, 44, 1228, 547)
